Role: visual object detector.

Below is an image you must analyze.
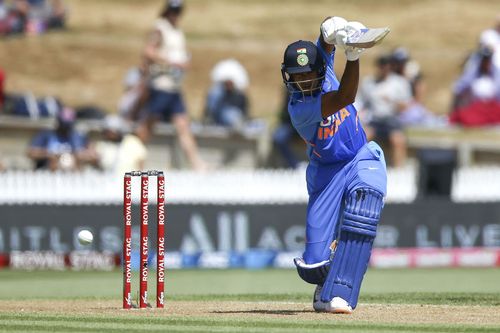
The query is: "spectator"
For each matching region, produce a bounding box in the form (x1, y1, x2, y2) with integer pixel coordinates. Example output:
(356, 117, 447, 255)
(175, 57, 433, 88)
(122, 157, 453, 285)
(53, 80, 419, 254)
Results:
(93, 115, 125, 172)
(0, 1, 8, 35)
(479, 14, 500, 71)
(357, 54, 412, 167)
(93, 115, 148, 175)
(452, 46, 500, 110)
(46, 0, 66, 30)
(142, 0, 206, 171)
(114, 121, 150, 176)
(450, 46, 500, 126)
(272, 88, 301, 169)
(118, 67, 147, 122)
(27, 107, 96, 171)
(390, 47, 434, 126)
(0, 0, 66, 36)
(9, 0, 29, 35)
(204, 59, 249, 129)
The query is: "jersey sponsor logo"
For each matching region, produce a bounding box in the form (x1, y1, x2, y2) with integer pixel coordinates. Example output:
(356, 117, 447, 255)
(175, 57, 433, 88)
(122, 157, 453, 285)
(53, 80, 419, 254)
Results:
(317, 108, 350, 140)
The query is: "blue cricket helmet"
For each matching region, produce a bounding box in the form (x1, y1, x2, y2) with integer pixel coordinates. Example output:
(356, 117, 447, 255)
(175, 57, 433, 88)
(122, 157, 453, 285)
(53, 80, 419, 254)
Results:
(281, 40, 326, 96)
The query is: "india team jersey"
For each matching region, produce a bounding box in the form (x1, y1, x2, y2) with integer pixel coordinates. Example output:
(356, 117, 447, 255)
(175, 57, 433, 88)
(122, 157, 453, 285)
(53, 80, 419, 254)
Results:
(288, 42, 367, 165)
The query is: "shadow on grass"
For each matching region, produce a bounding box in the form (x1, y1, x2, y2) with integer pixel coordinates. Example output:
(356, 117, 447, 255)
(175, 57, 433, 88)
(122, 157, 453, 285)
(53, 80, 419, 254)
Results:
(212, 309, 312, 316)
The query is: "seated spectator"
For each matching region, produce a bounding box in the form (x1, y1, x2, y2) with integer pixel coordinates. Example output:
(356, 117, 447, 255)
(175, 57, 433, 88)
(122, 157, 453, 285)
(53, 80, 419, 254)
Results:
(93, 115, 125, 172)
(452, 46, 500, 109)
(27, 107, 96, 171)
(92, 115, 148, 175)
(113, 120, 149, 176)
(204, 59, 249, 129)
(357, 54, 412, 167)
(0, 1, 8, 35)
(479, 14, 500, 71)
(8, 0, 29, 35)
(0, 0, 66, 36)
(45, 0, 66, 29)
(450, 46, 500, 126)
(390, 47, 435, 126)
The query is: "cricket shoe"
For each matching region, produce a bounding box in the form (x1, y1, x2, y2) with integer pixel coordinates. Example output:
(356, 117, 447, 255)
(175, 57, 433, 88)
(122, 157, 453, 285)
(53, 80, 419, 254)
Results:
(312, 285, 353, 314)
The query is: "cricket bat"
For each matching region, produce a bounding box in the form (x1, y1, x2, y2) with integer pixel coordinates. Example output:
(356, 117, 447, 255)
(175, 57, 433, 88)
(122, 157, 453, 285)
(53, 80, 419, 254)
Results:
(345, 27, 390, 48)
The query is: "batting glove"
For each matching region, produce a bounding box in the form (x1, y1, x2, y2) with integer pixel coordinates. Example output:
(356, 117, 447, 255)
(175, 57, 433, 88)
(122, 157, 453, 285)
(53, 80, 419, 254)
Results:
(321, 16, 347, 45)
(345, 46, 365, 61)
(344, 21, 367, 61)
(345, 21, 366, 43)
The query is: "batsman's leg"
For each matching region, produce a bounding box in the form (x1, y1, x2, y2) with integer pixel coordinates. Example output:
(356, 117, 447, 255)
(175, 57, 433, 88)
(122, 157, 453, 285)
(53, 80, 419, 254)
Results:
(319, 188, 384, 312)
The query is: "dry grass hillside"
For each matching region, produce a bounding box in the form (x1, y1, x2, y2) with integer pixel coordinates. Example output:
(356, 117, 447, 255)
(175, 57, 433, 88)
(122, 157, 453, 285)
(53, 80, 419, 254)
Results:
(0, 0, 498, 124)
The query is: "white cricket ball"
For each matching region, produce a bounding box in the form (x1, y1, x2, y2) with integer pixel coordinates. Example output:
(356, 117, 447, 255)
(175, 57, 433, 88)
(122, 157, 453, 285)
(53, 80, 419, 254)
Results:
(77, 230, 94, 246)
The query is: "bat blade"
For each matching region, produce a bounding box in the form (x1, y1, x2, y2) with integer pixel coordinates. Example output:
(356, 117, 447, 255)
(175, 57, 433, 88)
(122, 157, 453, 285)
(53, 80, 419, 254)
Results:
(345, 27, 390, 48)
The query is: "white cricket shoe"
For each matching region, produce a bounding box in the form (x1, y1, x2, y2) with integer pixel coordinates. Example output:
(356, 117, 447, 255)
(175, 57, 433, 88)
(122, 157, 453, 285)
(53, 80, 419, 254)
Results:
(312, 285, 353, 314)
(326, 297, 353, 314)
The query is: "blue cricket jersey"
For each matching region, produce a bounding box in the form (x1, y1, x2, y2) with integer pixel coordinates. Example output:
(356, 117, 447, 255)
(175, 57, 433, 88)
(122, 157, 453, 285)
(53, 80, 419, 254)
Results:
(288, 41, 367, 165)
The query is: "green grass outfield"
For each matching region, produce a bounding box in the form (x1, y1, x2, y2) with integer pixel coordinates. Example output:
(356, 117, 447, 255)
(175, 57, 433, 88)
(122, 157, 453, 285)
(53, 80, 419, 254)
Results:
(0, 268, 499, 333)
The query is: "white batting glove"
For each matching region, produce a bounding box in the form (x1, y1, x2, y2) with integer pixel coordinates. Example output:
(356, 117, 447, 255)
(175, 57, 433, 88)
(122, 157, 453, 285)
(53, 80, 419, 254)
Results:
(321, 16, 347, 45)
(345, 21, 366, 43)
(344, 21, 367, 61)
(345, 46, 365, 61)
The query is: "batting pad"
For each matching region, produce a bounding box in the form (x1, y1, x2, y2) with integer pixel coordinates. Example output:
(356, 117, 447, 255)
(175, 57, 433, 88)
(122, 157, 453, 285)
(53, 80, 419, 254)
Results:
(320, 188, 384, 308)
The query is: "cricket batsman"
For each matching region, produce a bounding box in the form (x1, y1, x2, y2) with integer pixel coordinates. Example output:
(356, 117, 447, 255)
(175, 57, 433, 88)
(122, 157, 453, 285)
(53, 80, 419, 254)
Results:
(281, 17, 387, 313)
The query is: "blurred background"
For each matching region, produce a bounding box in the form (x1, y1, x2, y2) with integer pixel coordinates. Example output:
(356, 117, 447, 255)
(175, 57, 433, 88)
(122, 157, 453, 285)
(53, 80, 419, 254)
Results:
(0, 0, 499, 271)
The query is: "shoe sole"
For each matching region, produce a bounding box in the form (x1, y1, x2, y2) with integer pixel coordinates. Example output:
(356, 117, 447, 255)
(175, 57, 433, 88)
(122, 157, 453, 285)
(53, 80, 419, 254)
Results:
(313, 306, 353, 314)
(328, 308, 353, 314)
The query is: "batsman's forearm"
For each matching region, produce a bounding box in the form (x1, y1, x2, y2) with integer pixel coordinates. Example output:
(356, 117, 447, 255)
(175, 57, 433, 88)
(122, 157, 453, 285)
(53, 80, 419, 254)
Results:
(321, 60, 359, 118)
(337, 59, 359, 106)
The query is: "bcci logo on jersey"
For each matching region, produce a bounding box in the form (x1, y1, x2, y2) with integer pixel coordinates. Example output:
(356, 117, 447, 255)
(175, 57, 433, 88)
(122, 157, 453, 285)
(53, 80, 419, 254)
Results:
(317, 108, 351, 140)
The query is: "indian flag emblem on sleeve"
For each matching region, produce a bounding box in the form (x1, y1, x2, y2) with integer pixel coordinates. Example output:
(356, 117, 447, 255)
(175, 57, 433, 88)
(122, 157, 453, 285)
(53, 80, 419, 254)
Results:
(297, 48, 307, 54)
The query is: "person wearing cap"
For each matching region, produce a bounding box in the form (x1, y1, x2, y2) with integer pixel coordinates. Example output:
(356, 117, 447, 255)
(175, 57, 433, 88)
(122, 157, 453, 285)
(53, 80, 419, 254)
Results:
(479, 15, 500, 71)
(450, 46, 500, 126)
(93, 115, 149, 176)
(453, 46, 500, 109)
(142, 0, 206, 171)
(204, 59, 249, 128)
(357, 54, 412, 167)
(27, 107, 95, 171)
(281, 17, 387, 314)
(389, 47, 430, 126)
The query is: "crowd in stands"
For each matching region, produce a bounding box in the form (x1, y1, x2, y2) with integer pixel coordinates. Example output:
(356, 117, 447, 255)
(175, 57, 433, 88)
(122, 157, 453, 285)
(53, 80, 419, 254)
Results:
(0, 0, 66, 36)
(272, 14, 500, 168)
(1, 2, 499, 172)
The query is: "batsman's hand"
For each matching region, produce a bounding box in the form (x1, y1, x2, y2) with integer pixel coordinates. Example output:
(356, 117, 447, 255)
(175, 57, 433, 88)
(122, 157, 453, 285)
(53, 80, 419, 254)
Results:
(345, 46, 365, 61)
(343, 21, 367, 61)
(344, 21, 366, 43)
(321, 16, 347, 45)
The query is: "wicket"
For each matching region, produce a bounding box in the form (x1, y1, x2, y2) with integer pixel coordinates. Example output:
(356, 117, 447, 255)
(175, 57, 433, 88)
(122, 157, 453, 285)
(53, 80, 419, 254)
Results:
(123, 170, 165, 309)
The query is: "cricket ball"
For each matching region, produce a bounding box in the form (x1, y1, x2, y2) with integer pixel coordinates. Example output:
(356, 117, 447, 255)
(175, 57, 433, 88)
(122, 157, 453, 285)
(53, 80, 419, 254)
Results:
(77, 229, 94, 246)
